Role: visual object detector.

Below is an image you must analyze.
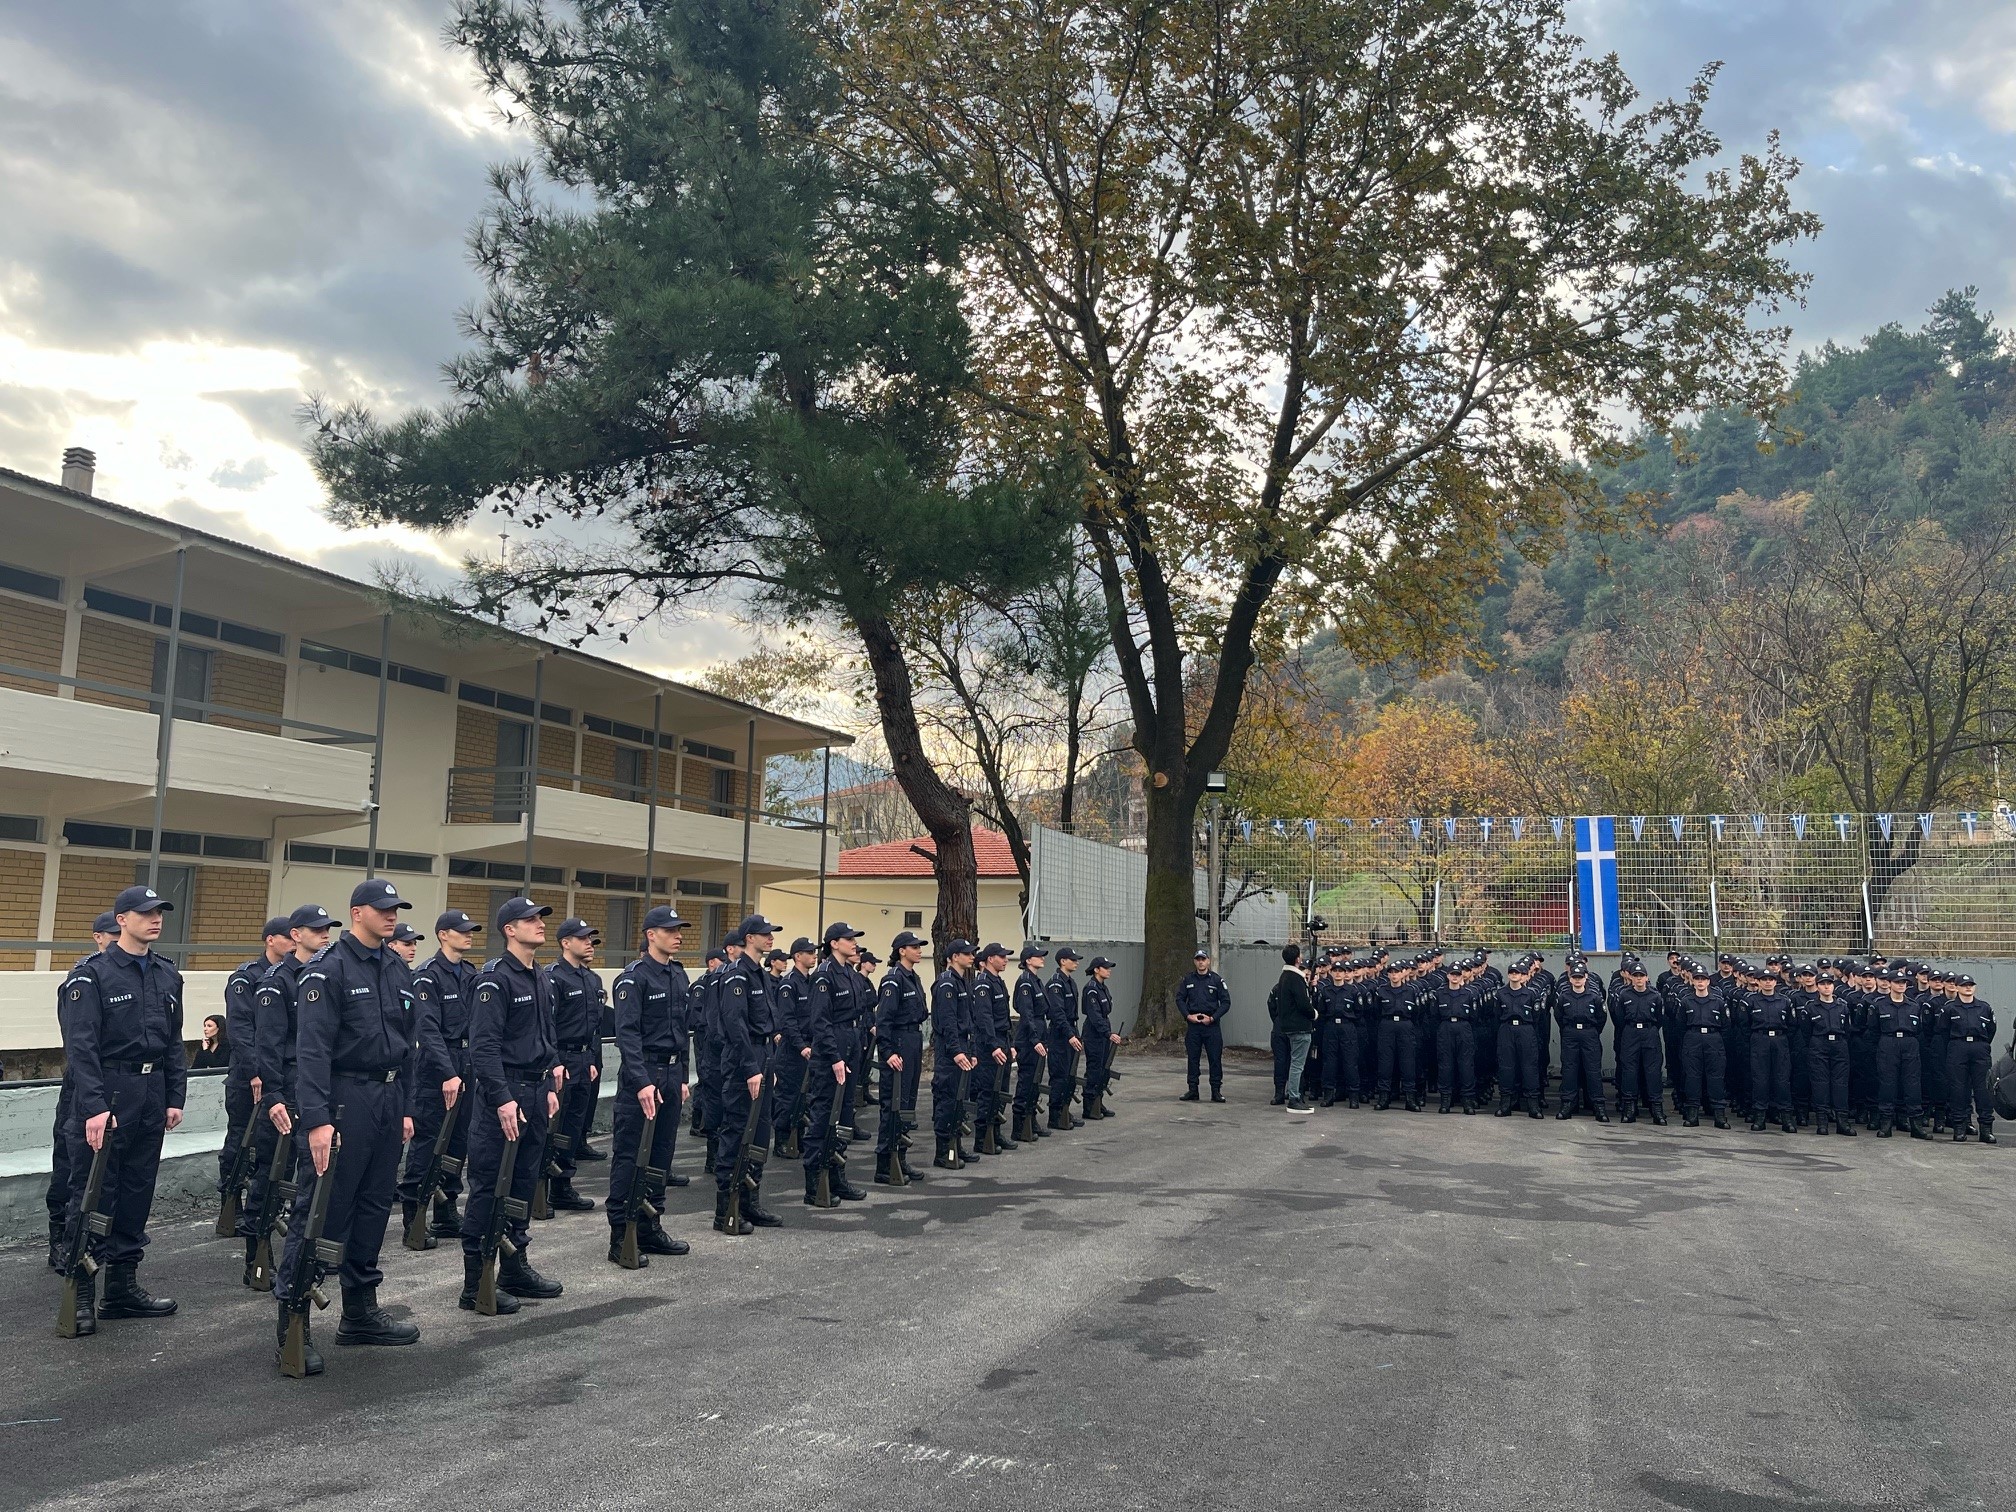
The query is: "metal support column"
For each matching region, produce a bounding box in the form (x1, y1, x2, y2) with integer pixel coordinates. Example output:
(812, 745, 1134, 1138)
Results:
(523, 654, 544, 886)
(1206, 795, 1222, 964)
(365, 612, 391, 876)
(145, 548, 188, 890)
(815, 744, 832, 934)
(738, 718, 756, 916)
(643, 692, 662, 916)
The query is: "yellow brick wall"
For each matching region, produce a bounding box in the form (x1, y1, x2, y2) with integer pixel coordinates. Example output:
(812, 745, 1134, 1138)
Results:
(55, 854, 136, 943)
(579, 732, 620, 799)
(682, 760, 750, 814)
(451, 705, 502, 824)
(0, 846, 46, 968)
(0, 598, 65, 694)
(209, 650, 284, 734)
(536, 722, 572, 793)
(75, 616, 157, 712)
(186, 863, 269, 970)
(446, 884, 494, 929)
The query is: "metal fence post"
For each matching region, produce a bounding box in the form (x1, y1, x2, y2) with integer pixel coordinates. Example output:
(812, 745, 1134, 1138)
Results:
(145, 547, 188, 890)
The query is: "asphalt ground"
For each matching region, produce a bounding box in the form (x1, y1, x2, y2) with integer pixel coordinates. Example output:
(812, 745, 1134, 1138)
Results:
(1, 1049, 2009, 1512)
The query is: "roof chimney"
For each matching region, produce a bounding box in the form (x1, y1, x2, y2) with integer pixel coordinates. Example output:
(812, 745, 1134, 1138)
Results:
(60, 447, 96, 496)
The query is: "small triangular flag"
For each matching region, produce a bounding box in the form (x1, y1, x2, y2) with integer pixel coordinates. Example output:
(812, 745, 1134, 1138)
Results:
(1510, 817, 1525, 841)
(1669, 816, 1684, 841)
(1790, 814, 1806, 840)
(1877, 813, 1892, 842)
(1629, 816, 1646, 841)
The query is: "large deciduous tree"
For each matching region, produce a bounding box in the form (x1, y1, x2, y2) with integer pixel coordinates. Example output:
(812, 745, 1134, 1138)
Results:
(833, 0, 1819, 1033)
(308, 0, 1073, 949)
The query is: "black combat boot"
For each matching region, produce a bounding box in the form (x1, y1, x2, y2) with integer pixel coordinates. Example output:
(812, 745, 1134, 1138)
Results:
(401, 1199, 419, 1236)
(1620, 1100, 1637, 1124)
(242, 1236, 260, 1288)
(1981, 1116, 1997, 1144)
(1952, 1122, 1969, 1142)
(1527, 1098, 1543, 1118)
(933, 1135, 960, 1170)
(608, 1233, 644, 1267)
(1556, 1105, 1573, 1120)
(667, 1171, 691, 1187)
(1594, 1105, 1610, 1124)
(337, 1284, 420, 1346)
(65, 1266, 97, 1337)
(1373, 1094, 1391, 1111)
(1779, 1114, 1795, 1134)
(1462, 1098, 1477, 1115)
(805, 1166, 838, 1208)
(1437, 1095, 1452, 1114)
(499, 1249, 564, 1298)
(995, 1122, 1018, 1151)
(275, 1299, 323, 1375)
(430, 1196, 461, 1239)
(1649, 1105, 1667, 1126)
(459, 1252, 519, 1313)
(549, 1179, 596, 1212)
(1210, 1089, 1226, 1103)
(1877, 1115, 1894, 1138)
(1749, 1112, 1767, 1132)
(1180, 1087, 1200, 1102)
(1835, 1114, 1856, 1136)
(874, 1150, 905, 1185)
(98, 1262, 176, 1319)
(47, 1217, 65, 1273)
(898, 1137, 926, 1180)
(1682, 1110, 1699, 1127)
(714, 1187, 753, 1235)
(1494, 1096, 1512, 1116)
(641, 1219, 688, 1255)
(575, 1139, 606, 1161)
(1713, 1109, 1731, 1129)
(1908, 1117, 1932, 1140)
(742, 1176, 783, 1228)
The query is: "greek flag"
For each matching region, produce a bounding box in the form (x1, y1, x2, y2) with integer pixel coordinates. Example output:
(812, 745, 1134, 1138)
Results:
(1574, 816, 1620, 953)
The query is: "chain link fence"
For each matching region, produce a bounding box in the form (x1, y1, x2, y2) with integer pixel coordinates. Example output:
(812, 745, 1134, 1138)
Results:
(1199, 809, 2016, 957)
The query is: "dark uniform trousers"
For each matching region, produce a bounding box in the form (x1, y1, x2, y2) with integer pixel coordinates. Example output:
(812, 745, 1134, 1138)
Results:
(876, 1044, 908, 1156)
(1921, 1027, 1949, 1119)
(1725, 1020, 1751, 1111)
(1947, 1036, 1992, 1128)
(276, 1075, 403, 1299)
(62, 1064, 168, 1266)
(693, 1033, 724, 1166)
(931, 1054, 967, 1139)
(1558, 1027, 1605, 1113)
(1809, 1033, 1851, 1116)
(608, 1065, 679, 1230)
(1319, 1019, 1359, 1099)
(1083, 1038, 1113, 1100)
(970, 1049, 1002, 1129)
(1875, 1033, 1921, 1120)
(895, 1027, 924, 1115)
(551, 1045, 598, 1181)
(1014, 1044, 1047, 1114)
(242, 1097, 293, 1237)
(1185, 1021, 1224, 1093)
(461, 1075, 552, 1258)
(1749, 1030, 1793, 1116)
(1374, 1016, 1415, 1099)
(773, 1049, 808, 1144)
(1497, 1023, 1541, 1104)
(46, 1077, 75, 1229)
(1269, 1030, 1290, 1096)
(803, 1028, 854, 1173)
(218, 1078, 256, 1190)
(713, 1039, 772, 1192)
(1679, 1027, 1727, 1115)
(1614, 1023, 1664, 1108)
(1435, 1018, 1476, 1102)
(1045, 1030, 1076, 1111)
(397, 1047, 470, 1205)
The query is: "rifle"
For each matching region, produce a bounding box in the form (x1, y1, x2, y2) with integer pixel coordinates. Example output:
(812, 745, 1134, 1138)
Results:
(248, 1108, 296, 1293)
(616, 1102, 658, 1270)
(811, 1058, 851, 1206)
(1064, 1043, 1082, 1119)
(279, 1118, 343, 1379)
(474, 1132, 525, 1315)
(215, 1111, 258, 1237)
(779, 1053, 810, 1159)
(56, 1102, 114, 1339)
(952, 1065, 971, 1163)
(851, 1028, 874, 1137)
(724, 1038, 779, 1233)
(532, 1079, 572, 1221)
(403, 1093, 465, 1251)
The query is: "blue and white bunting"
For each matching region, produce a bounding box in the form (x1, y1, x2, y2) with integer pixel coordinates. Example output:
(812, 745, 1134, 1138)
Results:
(1443, 817, 1458, 841)
(1409, 817, 1423, 842)
(1240, 819, 1253, 842)
(1790, 814, 1806, 840)
(1751, 814, 1767, 836)
(1629, 816, 1646, 841)
(1669, 815, 1685, 841)
(1479, 817, 1494, 842)
(1270, 818, 1288, 839)
(1302, 818, 1317, 841)
(1961, 811, 1979, 839)
(1833, 813, 1851, 841)
(1510, 816, 1525, 841)
(1710, 815, 1726, 841)
(1917, 813, 1933, 838)
(1877, 813, 1892, 841)
(1550, 816, 1564, 842)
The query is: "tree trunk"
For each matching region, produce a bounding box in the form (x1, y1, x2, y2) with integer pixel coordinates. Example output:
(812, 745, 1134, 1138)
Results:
(1137, 779, 1201, 1039)
(1059, 683, 1082, 830)
(858, 613, 978, 950)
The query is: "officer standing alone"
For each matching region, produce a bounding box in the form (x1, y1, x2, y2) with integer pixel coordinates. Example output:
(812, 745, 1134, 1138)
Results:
(1178, 949, 1230, 1103)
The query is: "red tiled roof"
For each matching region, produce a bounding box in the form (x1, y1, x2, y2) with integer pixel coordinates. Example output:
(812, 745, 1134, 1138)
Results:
(836, 826, 1021, 879)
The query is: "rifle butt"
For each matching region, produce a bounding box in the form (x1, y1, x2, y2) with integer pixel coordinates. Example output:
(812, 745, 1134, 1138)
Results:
(403, 1205, 437, 1251)
(250, 1236, 277, 1292)
(475, 1254, 501, 1315)
(55, 1276, 79, 1339)
(215, 1191, 241, 1238)
(619, 1222, 642, 1270)
(279, 1312, 310, 1379)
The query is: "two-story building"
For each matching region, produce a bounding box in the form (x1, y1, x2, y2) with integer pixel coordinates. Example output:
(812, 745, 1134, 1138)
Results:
(0, 450, 847, 1071)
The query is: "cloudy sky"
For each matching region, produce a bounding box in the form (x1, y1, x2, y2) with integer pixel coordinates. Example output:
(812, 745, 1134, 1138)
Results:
(2, 0, 2013, 676)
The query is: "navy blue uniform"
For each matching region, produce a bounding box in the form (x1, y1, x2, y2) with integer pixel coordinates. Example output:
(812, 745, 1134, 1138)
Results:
(1043, 970, 1081, 1117)
(710, 955, 776, 1194)
(1012, 967, 1049, 1117)
(772, 966, 813, 1153)
(1177, 968, 1230, 1095)
(398, 952, 477, 1208)
(1433, 982, 1478, 1108)
(875, 963, 927, 1155)
(1553, 981, 1607, 1116)
(460, 953, 559, 1260)
(691, 965, 724, 1151)
(1747, 988, 1795, 1123)
(59, 944, 186, 1267)
(45, 953, 98, 1247)
(1919, 985, 1949, 1123)
(1372, 981, 1417, 1105)
(1080, 976, 1115, 1101)
(1314, 977, 1360, 1102)
(1873, 992, 1924, 1126)
(544, 957, 607, 1182)
(1944, 996, 1996, 1130)
(971, 968, 1011, 1132)
(929, 967, 977, 1140)
(276, 933, 414, 1301)
(803, 956, 860, 1173)
(1496, 984, 1546, 1111)
(1803, 991, 1855, 1122)
(609, 952, 688, 1228)
(1610, 985, 1665, 1114)
(217, 955, 267, 1195)
(1676, 986, 1729, 1120)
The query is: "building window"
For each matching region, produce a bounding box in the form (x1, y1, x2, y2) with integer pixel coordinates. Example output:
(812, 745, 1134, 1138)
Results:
(712, 767, 737, 816)
(0, 813, 42, 843)
(0, 561, 63, 601)
(904, 910, 923, 929)
(606, 896, 637, 953)
(684, 739, 737, 765)
(151, 640, 212, 722)
(460, 680, 571, 726)
(494, 718, 531, 821)
(299, 639, 447, 692)
(613, 744, 648, 800)
(64, 822, 267, 862)
(84, 586, 282, 654)
(134, 863, 194, 947)
(284, 843, 432, 875)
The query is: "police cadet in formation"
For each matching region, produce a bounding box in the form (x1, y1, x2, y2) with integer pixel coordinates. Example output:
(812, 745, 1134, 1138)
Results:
(1553, 954, 1609, 1121)
(1044, 946, 1085, 1129)
(1177, 948, 1231, 1103)
(543, 918, 605, 1214)
(1743, 966, 1796, 1133)
(1803, 966, 1856, 1136)
(873, 934, 929, 1185)
(803, 922, 869, 1202)
(1011, 945, 1052, 1141)
(460, 897, 567, 1312)
(248, 903, 332, 1290)
(1432, 952, 1481, 1115)
(773, 936, 815, 1159)
(1944, 975, 1996, 1142)
(400, 910, 481, 1244)
(1315, 953, 1360, 1108)
(692, 941, 730, 1150)
(1673, 958, 1732, 1127)
(46, 912, 118, 1271)
(1080, 955, 1120, 1120)
(927, 939, 980, 1168)
(608, 904, 693, 1262)
(271, 879, 423, 1373)
(54, 885, 186, 1336)
(218, 917, 288, 1252)
(1372, 958, 1419, 1111)
(389, 921, 423, 966)
(971, 943, 1016, 1151)
(711, 913, 784, 1233)
(853, 947, 881, 1132)
(1609, 955, 1667, 1125)
(1495, 955, 1547, 1117)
